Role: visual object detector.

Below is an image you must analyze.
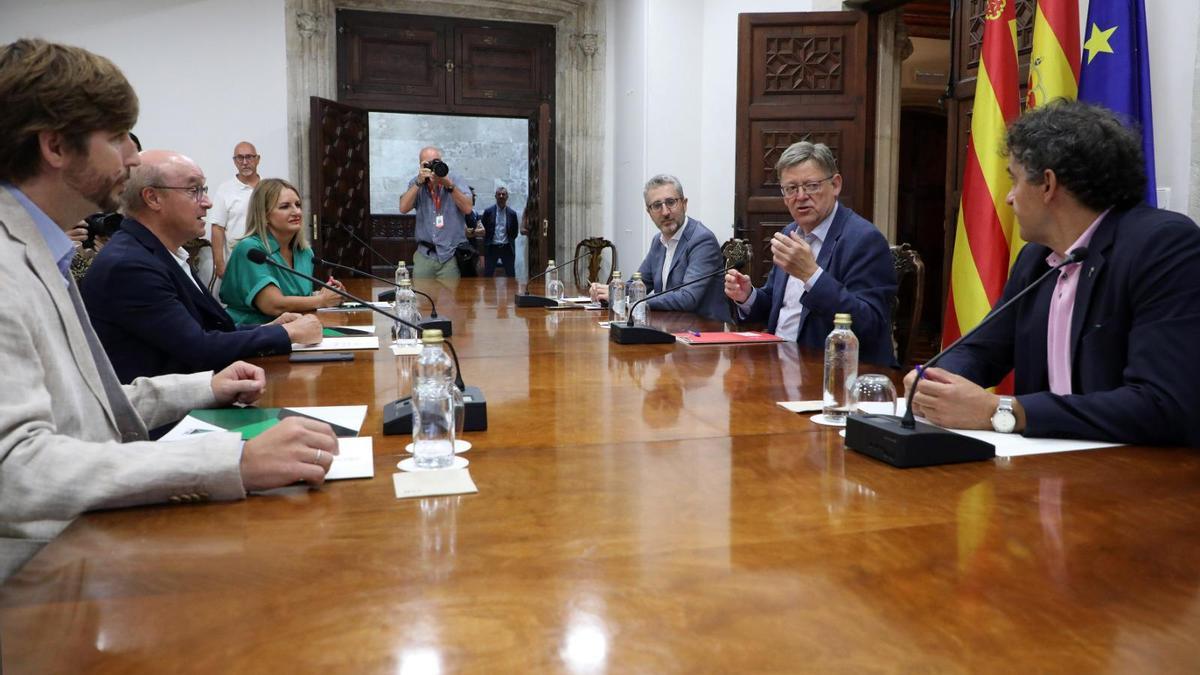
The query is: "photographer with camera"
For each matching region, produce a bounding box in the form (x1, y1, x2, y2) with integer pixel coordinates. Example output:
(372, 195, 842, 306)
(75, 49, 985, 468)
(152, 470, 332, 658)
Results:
(398, 146, 475, 280)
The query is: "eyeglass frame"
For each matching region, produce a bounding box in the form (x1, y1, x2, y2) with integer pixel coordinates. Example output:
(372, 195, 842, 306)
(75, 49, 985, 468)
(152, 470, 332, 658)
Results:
(779, 175, 835, 198)
(233, 154, 260, 163)
(150, 185, 210, 202)
(645, 196, 684, 212)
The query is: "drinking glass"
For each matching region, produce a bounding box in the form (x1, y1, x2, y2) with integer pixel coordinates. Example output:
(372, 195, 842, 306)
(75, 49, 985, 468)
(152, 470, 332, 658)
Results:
(850, 374, 898, 416)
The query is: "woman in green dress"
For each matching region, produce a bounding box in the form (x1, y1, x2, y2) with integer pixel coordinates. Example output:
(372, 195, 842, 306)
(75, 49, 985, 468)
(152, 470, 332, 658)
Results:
(220, 178, 344, 323)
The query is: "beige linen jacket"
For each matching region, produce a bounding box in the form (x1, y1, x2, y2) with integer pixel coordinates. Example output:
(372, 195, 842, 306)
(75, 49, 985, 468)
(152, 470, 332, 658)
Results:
(0, 189, 245, 582)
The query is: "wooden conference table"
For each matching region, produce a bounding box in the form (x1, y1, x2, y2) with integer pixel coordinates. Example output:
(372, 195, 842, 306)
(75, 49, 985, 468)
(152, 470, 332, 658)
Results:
(3, 278, 1200, 673)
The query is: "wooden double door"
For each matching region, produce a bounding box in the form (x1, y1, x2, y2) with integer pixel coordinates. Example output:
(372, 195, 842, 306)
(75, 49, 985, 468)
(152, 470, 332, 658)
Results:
(310, 11, 555, 277)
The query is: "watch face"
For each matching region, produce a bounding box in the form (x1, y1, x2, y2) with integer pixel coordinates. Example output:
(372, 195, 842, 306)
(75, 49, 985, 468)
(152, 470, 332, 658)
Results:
(992, 409, 1016, 433)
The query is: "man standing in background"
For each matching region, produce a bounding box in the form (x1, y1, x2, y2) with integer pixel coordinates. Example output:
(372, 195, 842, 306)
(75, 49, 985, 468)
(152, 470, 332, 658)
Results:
(481, 186, 519, 277)
(207, 141, 261, 294)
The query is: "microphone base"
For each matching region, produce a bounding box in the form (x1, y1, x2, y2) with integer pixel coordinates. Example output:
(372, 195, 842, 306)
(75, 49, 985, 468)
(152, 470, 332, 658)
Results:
(377, 289, 396, 303)
(609, 323, 676, 345)
(419, 318, 453, 338)
(515, 294, 560, 308)
(845, 414, 995, 468)
(382, 386, 488, 435)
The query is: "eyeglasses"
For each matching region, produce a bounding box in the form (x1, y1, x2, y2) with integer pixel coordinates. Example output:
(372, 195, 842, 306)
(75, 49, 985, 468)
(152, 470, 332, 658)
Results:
(646, 197, 683, 212)
(151, 185, 209, 202)
(233, 154, 259, 163)
(780, 176, 834, 198)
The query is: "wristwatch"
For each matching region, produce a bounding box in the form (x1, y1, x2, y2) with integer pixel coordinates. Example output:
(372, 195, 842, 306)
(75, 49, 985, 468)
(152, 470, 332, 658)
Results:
(991, 396, 1016, 433)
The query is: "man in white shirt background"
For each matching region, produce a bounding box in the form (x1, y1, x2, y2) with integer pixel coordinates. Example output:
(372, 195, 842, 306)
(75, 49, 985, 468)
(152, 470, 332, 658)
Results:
(206, 141, 261, 295)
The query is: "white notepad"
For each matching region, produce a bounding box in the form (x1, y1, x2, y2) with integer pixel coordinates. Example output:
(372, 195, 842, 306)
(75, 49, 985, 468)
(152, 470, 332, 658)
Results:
(392, 468, 478, 499)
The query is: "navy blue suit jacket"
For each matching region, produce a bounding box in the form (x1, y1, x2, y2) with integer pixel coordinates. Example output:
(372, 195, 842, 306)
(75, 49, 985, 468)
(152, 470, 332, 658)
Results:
(482, 205, 518, 248)
(81, 219, 291, 383)
(743, 205, 896, 366)
(636, 218, 730, 322)
(938, 204, 1200, 446)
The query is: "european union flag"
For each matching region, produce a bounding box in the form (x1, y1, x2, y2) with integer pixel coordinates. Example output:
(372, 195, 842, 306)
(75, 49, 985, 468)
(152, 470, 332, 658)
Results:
(1078, 0, 1156, 206)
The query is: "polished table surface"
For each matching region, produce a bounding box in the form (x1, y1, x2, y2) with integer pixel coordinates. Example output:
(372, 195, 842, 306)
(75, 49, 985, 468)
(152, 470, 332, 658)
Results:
(3, 278, 1200, 673)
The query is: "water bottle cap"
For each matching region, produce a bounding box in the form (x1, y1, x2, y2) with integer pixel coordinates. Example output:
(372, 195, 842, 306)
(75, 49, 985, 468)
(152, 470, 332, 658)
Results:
(631, 272, 642, 279)
(548, 259, 556, 266)
(611, 270, 621, 279)
(834, 313, 852, 326)
(420, 329, 444, 343)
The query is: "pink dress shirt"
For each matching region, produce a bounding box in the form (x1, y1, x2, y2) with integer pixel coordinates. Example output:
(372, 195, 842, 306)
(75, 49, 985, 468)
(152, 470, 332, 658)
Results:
(1045, 209, 1109, 395)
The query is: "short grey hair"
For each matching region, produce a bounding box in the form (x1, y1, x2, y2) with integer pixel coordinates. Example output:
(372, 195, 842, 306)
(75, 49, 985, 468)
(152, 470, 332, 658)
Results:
(642, 174, 685, 203)
(775, 141, 839, 177)
(120, 159, 168, 213)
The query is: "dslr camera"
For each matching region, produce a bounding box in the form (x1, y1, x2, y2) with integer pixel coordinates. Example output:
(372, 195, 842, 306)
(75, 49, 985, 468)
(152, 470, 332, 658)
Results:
(82, 212, 122, 250)
(422, 158, 450, 178)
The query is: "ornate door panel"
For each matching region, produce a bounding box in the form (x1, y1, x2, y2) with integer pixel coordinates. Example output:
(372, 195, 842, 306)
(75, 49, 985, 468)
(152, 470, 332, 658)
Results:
(338, 11, 554, 116)
(456, 24, 550, 108)
(735, 11, 876, 284)
(309, 96, 370, 273)
(337, 11, 447, 110)
(526, 102, 553, 275)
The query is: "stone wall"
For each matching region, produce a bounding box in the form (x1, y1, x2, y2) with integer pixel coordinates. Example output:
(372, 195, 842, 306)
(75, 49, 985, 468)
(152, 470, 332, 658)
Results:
(369, 113, 529, 217)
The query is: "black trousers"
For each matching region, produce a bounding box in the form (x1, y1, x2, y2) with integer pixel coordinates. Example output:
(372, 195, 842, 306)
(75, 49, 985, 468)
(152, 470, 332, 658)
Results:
(484, 243, 516, 277)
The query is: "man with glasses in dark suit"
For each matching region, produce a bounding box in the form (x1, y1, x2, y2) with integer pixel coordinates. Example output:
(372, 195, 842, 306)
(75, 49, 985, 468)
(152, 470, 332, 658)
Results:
(724, 142, 897, 366)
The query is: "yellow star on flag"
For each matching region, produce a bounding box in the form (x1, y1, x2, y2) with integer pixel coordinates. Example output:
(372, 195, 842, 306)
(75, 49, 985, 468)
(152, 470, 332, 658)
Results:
(1083, 23, 1117, 64)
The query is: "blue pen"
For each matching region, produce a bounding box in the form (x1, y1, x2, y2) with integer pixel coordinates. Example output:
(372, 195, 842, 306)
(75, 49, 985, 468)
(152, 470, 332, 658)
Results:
(689, 330, 701, 336)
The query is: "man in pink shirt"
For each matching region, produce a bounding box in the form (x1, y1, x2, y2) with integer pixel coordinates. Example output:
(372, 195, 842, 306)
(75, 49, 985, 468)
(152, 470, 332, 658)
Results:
(903, 101, 1200, 447)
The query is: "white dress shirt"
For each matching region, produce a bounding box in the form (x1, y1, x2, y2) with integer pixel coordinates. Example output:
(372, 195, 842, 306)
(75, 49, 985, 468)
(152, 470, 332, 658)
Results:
(659, 218, 689, 288)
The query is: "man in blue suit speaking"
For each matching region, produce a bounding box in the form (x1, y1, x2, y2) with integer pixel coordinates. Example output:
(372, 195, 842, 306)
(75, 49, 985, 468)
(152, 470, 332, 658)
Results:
(82, 150, 323, 383)
(906, 102, 1200, 446)
(724, 142, 896, 365)
(591, 174, 729, 321)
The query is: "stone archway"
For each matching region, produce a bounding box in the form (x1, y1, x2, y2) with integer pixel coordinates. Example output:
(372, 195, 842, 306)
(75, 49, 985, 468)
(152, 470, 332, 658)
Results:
(284, 0, 605, 261)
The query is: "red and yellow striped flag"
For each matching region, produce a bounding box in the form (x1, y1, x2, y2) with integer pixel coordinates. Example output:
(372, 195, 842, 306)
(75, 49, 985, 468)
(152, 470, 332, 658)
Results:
(1026, 0, 1080, 109)
(942, 0, 1020, 347)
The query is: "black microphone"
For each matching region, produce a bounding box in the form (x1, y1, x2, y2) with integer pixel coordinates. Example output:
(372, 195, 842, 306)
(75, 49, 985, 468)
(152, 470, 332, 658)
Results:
(515, 252, 594, 308)
(314, 256, 453, 337)
(845, 246, 1090, 468)
(245, 248, 487, 433)
(610, 264, 739, 345)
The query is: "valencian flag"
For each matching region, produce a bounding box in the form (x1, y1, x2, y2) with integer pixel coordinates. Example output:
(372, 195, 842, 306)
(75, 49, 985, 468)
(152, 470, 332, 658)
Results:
(942, 0, 1019, 347)
(1079, 0, 1156, 206)
(1026, 0, 1080, 109)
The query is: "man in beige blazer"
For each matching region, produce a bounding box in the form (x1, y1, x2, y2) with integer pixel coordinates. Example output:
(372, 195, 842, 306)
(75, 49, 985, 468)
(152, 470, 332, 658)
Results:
(0, 39, 340, 582)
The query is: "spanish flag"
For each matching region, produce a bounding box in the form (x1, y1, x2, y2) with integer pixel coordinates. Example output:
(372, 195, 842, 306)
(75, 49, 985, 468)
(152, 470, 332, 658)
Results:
(942, 0, 1020, 346)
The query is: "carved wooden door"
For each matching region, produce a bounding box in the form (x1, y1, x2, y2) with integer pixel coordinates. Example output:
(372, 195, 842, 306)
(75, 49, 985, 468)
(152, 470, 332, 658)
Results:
(734, 11, 877, 284)
(526, 102, 553, 275)
(309, 96, 370, 273)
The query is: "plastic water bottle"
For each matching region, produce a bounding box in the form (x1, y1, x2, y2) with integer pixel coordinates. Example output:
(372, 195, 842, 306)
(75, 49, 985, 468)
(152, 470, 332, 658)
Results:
(393, 278, 422, 346)
(545, 260, 564, 301)
(394, 260, 410, 287)
(412, 329, 456, 469)
(628, 272, 648, 326)
(822, 313, 859, 423)
(608, 270, 626, 323)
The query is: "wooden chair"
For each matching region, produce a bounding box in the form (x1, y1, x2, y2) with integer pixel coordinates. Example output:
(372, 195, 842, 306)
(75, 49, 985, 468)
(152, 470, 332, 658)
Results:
(721, 237, 751, 272)
(890, 243, 925, 367)
(573, 237, 617, 287)
(721, 238, 751, 326)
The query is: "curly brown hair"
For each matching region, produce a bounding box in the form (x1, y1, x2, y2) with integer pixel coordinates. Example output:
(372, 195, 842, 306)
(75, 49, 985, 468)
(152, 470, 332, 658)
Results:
(0, 39, 138, 183)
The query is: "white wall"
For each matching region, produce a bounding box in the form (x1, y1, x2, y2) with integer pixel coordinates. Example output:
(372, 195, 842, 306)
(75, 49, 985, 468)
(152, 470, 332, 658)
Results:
(0, 0, 290, 196)
(1140, 0, 1197, 212)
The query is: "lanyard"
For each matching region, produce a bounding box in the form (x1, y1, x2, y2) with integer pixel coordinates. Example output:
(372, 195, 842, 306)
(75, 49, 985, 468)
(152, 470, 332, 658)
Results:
(427, 182, 442, 212)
